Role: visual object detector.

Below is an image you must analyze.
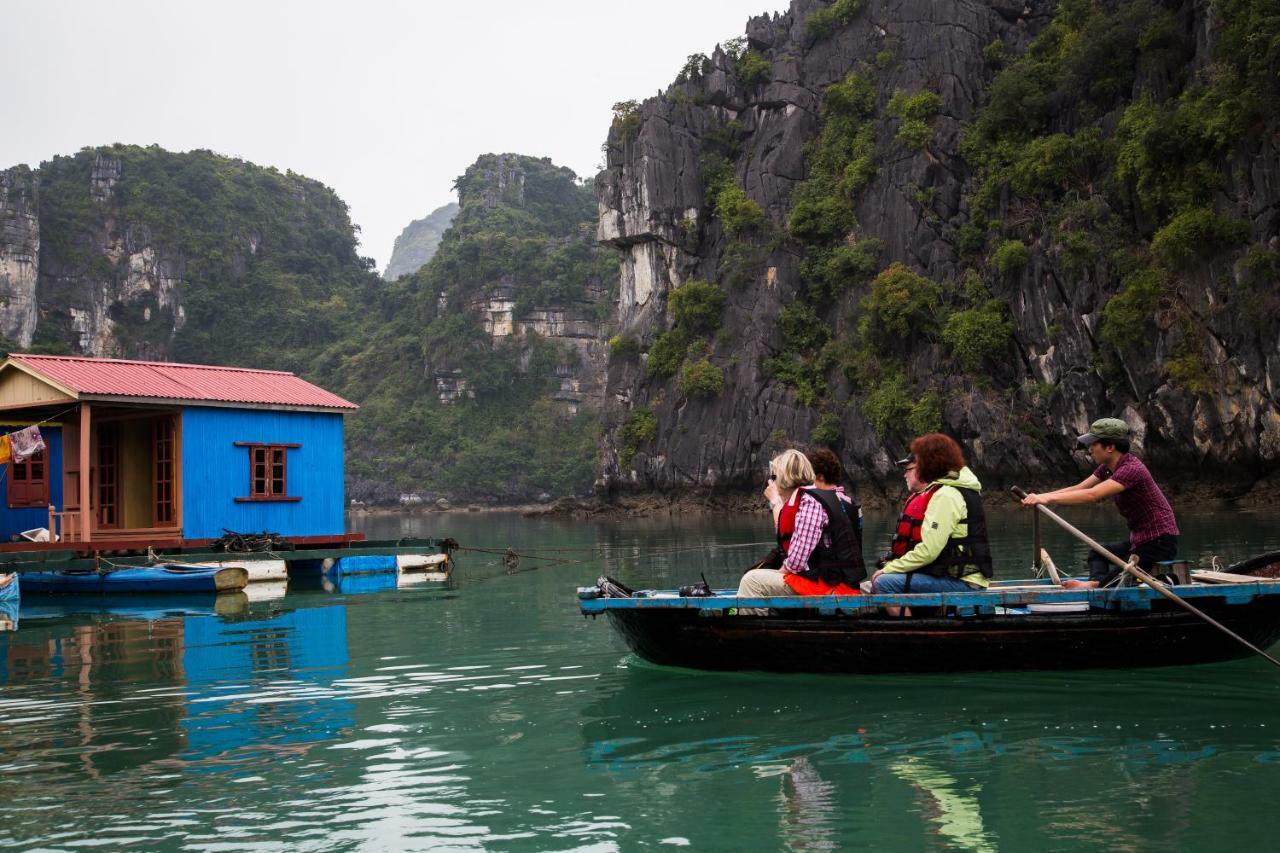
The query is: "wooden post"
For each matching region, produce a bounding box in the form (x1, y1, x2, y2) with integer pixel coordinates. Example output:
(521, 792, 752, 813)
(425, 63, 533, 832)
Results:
(1032, 510, 1042, 571)
(79, 402, 91, 544)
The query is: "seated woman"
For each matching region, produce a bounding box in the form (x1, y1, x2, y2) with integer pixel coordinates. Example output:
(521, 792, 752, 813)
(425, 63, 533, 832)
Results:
(806, 447, 864, 553)
(736, 449, 864, 614)
(871, 433, 991, 609)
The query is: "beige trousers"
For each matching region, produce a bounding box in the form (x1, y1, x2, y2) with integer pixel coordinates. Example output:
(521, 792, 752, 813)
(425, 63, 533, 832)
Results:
(735, 568, 797, 615)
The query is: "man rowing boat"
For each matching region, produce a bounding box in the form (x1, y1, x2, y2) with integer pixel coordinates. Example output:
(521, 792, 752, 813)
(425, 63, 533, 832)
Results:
(1020, 418, 1179, 589)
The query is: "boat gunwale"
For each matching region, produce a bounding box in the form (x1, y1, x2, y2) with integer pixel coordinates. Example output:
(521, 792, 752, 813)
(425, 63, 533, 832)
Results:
(578, 578, 1280, 615)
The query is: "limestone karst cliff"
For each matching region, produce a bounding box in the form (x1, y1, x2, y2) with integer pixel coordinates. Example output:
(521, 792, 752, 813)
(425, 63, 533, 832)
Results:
(382, 201, 459, 281)
(0, 145, 376, 373)
(595, 0, 1280, 499)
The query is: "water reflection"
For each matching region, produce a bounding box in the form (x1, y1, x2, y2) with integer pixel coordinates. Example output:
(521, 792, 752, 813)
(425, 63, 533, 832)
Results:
(0, 599, 355, 778)
(578, 659, 1280, 848)
(179, 606, 352, 767)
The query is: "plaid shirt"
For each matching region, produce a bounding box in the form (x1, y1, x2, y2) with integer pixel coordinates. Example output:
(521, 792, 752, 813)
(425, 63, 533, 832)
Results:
(782, 492, 828, 574)
(1094, 454, 1179, 544)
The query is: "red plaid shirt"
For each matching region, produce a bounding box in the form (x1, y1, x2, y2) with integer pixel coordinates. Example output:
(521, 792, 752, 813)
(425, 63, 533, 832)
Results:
(1093, 454, 1179, 544)
(782, 492, 827, 574)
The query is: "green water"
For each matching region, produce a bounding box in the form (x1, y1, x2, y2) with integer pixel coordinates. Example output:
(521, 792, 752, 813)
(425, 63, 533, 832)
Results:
(2, 507, 1280, 850)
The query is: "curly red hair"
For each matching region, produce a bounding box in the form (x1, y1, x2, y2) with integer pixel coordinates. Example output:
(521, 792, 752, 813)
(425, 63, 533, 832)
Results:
(910, 433, 966, 483)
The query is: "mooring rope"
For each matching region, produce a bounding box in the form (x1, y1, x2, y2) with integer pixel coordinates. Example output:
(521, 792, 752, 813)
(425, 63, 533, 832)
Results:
(452, 540, 773, 563)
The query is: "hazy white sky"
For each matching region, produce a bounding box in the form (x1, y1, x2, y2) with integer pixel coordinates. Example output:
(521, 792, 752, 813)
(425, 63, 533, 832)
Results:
(4, 0, 781, 269)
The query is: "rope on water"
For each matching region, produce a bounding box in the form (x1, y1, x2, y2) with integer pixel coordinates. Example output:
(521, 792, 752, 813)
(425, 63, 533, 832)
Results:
(449, 540, 777, 573)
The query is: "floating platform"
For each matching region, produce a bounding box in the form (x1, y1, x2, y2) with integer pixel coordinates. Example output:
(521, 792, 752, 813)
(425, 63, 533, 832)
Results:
(0, 537, 454, 593)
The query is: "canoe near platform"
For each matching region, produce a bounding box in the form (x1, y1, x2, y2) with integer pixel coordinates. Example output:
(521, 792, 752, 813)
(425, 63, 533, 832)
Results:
(578, 575, 1280, 675)
(19, 564, 248, 595)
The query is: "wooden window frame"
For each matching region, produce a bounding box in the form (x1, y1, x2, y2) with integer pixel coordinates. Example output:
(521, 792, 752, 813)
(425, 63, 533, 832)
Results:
(96, 423, 120, 529)
(234, 442, 302, 503)
(153, 417, 177, 526)
(7, 448, 50, 509)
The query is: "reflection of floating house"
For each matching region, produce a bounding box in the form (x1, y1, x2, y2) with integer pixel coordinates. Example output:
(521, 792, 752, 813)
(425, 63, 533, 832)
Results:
(0, 353, 356, 547)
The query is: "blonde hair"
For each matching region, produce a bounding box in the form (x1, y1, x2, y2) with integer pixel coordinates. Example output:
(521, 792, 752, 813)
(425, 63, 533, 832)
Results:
(770, 449, 815, 491)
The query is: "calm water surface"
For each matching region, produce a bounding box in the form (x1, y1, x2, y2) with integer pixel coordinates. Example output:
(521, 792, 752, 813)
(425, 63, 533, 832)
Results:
(2, 507, 1280, 850)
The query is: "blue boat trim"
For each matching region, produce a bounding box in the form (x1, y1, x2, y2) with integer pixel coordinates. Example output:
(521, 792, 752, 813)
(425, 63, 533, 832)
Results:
(577, 580, 1280, 615)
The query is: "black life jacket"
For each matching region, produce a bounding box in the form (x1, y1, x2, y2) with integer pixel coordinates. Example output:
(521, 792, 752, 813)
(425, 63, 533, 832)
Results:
(918, 486, 993, 580)
(793, 487, 867, 586)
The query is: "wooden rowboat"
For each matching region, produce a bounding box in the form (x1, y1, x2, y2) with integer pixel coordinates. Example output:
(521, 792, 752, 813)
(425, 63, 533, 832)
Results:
(18, 564, 249, 595)
(578, 576, 1280, 674)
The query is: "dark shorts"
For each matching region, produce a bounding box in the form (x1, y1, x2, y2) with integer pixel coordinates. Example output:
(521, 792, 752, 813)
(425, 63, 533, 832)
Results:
(1087, 534, 1179, 584)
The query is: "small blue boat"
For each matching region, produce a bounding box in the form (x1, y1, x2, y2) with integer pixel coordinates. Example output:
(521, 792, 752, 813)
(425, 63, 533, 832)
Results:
(18, 564, 249, 595)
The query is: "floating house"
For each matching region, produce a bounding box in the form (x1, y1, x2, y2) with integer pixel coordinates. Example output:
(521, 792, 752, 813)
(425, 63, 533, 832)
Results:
(0, 354, 358, 548)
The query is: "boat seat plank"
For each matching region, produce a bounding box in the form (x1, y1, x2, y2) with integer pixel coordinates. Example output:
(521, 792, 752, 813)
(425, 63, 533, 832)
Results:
(1192, 569, 1279, 584)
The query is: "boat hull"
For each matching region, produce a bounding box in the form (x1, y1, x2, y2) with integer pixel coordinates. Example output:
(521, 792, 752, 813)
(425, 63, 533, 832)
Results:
(598, 598, 1280, 674)
(18, 565, 249, 595)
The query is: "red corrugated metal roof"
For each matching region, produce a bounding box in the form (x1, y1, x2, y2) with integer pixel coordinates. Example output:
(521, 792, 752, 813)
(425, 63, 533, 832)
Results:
(5, 354, 358, 411)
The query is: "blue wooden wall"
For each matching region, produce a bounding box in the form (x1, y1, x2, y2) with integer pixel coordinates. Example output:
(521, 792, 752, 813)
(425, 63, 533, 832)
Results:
(180, 408, 345, 539)
(0, 426, 63, 541)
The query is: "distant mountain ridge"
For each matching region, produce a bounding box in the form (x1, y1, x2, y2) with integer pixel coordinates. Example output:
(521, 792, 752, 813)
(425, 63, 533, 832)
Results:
(382, 201, 458, 281)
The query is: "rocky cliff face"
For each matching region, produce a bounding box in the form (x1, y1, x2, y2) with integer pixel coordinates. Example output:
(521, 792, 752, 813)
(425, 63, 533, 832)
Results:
(27, 152, 189, 360)
(382, 201, 459, 281)
(596, 0, 1280, 499)
(0, 166, 40, 347)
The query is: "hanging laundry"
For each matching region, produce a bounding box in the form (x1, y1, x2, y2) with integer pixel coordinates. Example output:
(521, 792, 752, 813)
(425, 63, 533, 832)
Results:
(10, 425, 44, 462)
(0, 434, 10, 465)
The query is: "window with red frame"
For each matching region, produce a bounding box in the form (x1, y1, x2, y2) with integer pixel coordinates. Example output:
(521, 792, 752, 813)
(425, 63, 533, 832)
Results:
(235, 442, 300, 502)
(8, 448, 50, 508)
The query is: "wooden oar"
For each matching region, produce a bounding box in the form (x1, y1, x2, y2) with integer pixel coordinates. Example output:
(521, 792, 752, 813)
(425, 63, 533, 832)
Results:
(1039, 548, 1063, 585)
(1011, 486, 1280, 670)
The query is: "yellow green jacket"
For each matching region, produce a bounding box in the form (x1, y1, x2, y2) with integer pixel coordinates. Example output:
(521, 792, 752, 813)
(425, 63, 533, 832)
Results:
(882, 466, 990, 588)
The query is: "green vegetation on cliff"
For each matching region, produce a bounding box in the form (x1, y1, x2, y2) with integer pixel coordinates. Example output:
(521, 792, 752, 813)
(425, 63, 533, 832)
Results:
(34, 145, 374, 373)
(962, 0, 1278, 394)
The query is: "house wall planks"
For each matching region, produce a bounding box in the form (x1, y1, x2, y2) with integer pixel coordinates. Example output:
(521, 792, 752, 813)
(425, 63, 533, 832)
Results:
(179, 407, 345, 539)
